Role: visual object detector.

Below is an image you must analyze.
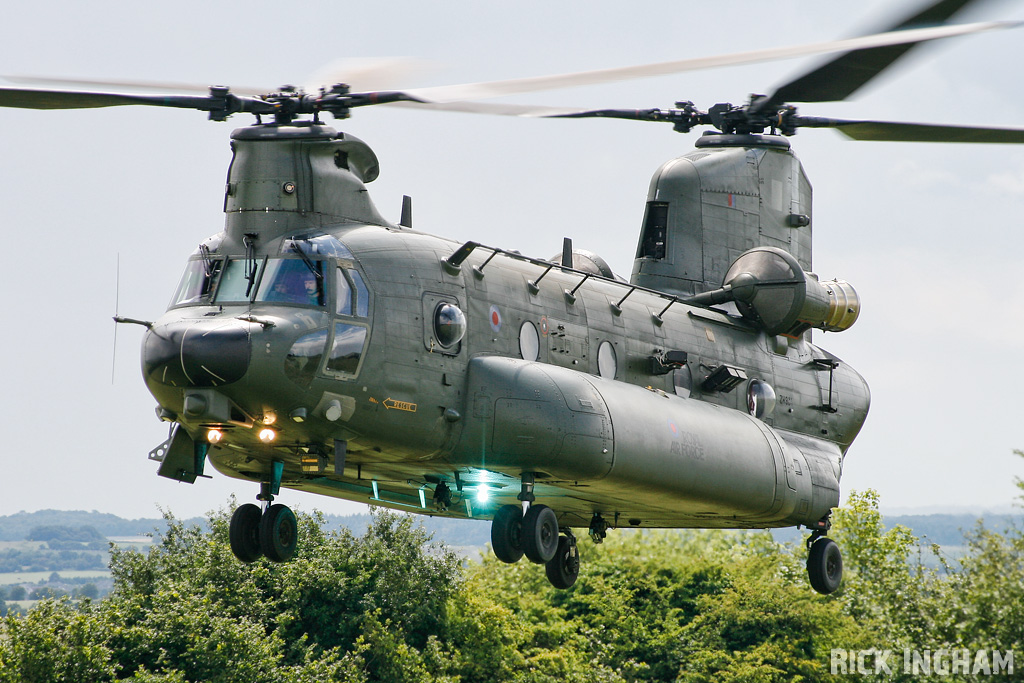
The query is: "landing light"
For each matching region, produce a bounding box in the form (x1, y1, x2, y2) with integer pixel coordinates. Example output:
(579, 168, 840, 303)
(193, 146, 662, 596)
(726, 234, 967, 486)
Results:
(258, 428, 277, 443)
(262, 411, 277, 426)
(475, 486, 490, 503)
(206, 428, 224, 444)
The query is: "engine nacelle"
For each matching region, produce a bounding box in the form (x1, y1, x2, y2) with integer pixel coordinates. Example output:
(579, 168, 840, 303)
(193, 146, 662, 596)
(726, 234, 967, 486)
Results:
(693, 247, 860, 337)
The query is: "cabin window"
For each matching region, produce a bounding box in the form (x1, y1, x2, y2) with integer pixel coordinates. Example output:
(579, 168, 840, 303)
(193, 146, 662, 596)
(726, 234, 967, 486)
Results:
(673, 366, 692, 398)
(747, 379, 777, 420)
(597, 341, 617, 380)
(638, 201, 669, 259)
(519, 321, 540, 362)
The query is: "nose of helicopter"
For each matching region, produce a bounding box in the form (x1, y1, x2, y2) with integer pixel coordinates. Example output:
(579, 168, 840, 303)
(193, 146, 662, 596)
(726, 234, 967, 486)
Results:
(142, 318, 251, 387)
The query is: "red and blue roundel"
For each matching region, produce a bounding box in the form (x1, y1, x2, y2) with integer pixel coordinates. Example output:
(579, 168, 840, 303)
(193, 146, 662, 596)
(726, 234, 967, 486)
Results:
(489, 304, 502, 333)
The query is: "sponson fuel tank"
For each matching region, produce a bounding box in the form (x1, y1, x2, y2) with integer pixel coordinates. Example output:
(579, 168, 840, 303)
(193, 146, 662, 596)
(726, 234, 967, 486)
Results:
(450, 356, 839, 528)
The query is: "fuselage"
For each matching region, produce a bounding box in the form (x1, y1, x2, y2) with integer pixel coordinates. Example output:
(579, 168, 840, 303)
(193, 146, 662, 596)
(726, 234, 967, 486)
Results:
(143, 220, 869, 530)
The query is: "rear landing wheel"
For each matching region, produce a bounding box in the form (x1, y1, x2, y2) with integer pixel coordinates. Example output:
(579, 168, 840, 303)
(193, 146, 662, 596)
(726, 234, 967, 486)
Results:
(260, 503, 298, 562)
(807, 537, 843, 594)
(229, 503, 263, 563)
(491, 504, 525, 563)
(545, 534, 580, 589)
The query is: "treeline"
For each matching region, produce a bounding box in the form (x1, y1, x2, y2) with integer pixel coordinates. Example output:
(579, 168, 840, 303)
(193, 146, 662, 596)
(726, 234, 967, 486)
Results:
(2, 507, 1015, 552)
(0, 489, 1021, 682)
(0, 511, 207, 542)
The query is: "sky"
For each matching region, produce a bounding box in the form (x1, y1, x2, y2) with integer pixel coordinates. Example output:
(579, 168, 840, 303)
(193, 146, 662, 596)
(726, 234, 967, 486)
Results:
(1, 0, 1022, 521)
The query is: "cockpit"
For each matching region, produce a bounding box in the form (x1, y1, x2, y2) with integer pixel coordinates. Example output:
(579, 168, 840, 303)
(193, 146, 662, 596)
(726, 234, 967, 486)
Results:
(157, 233, 373, 386)
(168, 234, 367, 313)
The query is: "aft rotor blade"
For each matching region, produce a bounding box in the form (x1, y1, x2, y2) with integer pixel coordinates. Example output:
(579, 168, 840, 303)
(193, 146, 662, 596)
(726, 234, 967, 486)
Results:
(797, 116, 1024, 142)
(403, 21, 1013, 105)
(1, 75, 267, 98)
(763, 0, 1006, 109)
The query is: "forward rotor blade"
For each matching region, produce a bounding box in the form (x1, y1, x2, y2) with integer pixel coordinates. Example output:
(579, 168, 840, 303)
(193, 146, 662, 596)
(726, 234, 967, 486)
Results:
(403, 21, 1014, 105)
(0, 88, 217, 110)
(1, 75, 267, 97)
(797, 116, 1024, 142)
(3, 58, 431, 99)
(764, 0, 1003, 108)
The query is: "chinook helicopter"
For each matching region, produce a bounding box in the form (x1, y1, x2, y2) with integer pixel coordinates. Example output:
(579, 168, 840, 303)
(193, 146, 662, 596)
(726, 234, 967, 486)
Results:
(4, 0, 1024, 595)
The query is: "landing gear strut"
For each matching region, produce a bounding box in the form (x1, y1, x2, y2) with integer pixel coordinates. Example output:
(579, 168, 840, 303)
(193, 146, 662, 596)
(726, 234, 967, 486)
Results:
(806, 519, 843, 595)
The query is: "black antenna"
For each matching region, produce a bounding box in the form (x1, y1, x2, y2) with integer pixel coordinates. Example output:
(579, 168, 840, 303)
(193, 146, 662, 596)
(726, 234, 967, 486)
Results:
(400, 195, 413, 228)
(111, 253, 120, 384)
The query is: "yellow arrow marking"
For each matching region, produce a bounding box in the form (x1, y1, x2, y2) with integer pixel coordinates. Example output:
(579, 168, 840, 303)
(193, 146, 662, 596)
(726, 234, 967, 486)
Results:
(383, 398, 417, 413)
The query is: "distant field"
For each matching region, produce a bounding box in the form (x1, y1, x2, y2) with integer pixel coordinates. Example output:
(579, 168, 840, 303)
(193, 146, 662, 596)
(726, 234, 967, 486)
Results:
(0, 570, 111, 585)
(0, 540, 46, 551)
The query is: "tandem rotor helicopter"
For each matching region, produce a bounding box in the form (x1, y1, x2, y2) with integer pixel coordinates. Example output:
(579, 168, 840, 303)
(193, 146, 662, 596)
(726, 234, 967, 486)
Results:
(4, 0, 1023, 594)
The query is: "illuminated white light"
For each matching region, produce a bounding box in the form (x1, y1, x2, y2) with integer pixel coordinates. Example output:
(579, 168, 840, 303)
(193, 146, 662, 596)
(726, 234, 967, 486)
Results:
(258, 428, 277, 443)
(475, 486, 490, 503)
(262, 411, 277, 426)
(206, 428, 224, 444)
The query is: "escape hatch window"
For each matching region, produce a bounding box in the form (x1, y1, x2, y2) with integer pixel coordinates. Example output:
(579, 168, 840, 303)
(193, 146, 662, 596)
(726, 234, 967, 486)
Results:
(325, 323, 368, 378)
(638, 201, 669, 259)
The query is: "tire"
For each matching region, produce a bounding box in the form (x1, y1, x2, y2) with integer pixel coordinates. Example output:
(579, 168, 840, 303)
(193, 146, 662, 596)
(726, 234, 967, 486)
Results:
(522, 504, 559, 564)
(545, 535, 580, 589)
(491, 504, 525, 563)
(259, 504, 298, 562)
(807, 537, 843, 595)
(229, 503, 263, 563)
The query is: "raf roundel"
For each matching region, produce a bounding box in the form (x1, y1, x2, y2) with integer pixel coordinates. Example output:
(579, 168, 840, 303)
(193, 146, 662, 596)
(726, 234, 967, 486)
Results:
(488, 304, 502, 333)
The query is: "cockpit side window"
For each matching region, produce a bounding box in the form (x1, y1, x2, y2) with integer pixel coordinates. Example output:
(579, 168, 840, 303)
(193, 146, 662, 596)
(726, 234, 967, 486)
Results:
(336, 266, 370, 317)
(336, 268, 352, 315)
(170, 258, 222, 307)
(256, 259, 324, 306)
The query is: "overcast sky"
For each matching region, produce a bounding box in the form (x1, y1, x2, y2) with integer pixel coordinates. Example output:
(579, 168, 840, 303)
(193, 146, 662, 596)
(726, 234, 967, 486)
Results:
(2, 0, 1022, 521)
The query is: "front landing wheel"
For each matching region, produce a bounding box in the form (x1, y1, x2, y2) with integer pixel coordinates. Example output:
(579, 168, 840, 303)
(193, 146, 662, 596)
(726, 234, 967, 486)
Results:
(260, 504, 298, 562)
(807, 537, 843, 595)
(229, 503, 263, 563)
(491, 504, 525, 563)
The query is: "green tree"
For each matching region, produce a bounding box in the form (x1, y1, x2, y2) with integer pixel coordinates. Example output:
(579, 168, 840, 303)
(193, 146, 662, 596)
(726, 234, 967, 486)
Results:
(0, 598, 115, 683)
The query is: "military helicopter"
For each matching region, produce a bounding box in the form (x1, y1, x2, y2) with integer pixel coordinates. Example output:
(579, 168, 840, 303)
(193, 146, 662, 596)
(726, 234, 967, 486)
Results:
(4, 0, 1023, 595)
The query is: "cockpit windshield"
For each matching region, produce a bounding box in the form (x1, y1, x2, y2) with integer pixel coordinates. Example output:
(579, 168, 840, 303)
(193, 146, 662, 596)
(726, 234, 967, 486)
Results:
(171, 254, 343, 310)
(206, 257, 324, 306)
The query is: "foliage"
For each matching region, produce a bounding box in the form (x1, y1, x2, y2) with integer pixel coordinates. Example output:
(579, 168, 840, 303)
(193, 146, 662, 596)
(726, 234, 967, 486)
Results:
(2, 473, 1024, 682)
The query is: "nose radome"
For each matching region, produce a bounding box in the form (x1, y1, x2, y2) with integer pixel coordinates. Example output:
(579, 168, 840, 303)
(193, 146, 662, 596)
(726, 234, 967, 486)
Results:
(143, 320, 251, 387)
